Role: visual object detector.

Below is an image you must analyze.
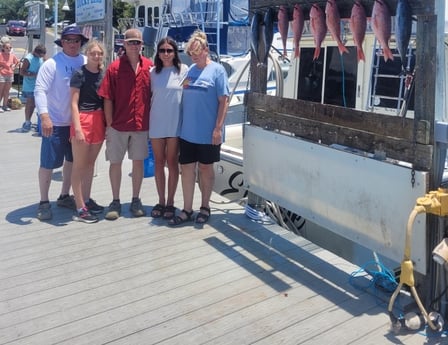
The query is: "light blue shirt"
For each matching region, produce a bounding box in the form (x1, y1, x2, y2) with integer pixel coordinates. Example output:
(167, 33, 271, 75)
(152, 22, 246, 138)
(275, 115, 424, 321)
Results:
(180, 61, 229, 144)
(22, 53, 44, 93)
(149, 64, 188, 138)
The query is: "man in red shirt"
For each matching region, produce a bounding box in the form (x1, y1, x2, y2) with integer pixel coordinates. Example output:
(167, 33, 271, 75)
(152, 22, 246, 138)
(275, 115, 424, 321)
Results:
(98, 28, 153, 220)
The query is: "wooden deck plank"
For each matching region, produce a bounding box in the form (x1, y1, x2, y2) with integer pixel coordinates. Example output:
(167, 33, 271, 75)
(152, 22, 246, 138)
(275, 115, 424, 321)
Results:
(0, 109, 432, 344)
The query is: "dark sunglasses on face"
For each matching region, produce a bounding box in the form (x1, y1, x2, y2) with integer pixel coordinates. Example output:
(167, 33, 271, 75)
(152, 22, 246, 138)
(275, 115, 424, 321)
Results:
(159, 48, 174, 54)
(127, 40, 142, 46)
(63, 38, 81, 44)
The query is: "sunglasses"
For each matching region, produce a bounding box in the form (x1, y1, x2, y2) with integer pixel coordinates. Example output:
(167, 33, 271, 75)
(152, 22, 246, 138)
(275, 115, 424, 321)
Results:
(63, 38, 81, 44)
(159, 48, 174, 54)
(126, 40, 142, 46)
(187, 50, 203, 57)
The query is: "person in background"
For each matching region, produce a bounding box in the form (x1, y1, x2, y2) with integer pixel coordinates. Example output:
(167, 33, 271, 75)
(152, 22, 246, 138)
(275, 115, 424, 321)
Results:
(20, 44, 46, 132)
(70, 40, 106, 224)
(97, 28, 153, 221)
(0, 36, 10, 45)
(168, 30, 229, 226)
(34, 26, 88, 221)
(149, 37, 188, 220)
(0, 41, 19, 113)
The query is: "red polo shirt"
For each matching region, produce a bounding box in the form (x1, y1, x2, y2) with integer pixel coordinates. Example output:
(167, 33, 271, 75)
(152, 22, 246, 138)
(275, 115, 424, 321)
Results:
(98, 54, 153, 131)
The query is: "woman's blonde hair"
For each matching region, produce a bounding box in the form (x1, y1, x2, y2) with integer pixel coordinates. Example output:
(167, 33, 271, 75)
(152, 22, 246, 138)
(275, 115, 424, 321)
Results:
(185, 30, 208, 56)
(84, 40, 106, 71)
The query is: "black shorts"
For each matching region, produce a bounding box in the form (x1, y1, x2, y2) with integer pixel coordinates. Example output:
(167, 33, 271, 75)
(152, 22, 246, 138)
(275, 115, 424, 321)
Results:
(179, 138, 221, 164)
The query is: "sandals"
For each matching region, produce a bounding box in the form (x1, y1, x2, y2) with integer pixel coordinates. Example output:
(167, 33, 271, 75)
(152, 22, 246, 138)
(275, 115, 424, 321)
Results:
(163, 205, 176, 220)
(151, 203, 165, 218)
(168, 209, 194, 227)
(195, 207, 211, 224)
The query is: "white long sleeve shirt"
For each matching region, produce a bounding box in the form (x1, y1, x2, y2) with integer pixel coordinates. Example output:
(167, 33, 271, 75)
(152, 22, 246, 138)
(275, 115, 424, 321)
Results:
(35, 51, 86, 126)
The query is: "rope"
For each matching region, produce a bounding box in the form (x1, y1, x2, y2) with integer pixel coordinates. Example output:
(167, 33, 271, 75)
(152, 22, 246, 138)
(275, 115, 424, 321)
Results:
(349, 260, 398, 304)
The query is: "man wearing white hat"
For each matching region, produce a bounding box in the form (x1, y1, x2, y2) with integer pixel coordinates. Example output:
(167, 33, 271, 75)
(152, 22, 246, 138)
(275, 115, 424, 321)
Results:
(34, 26, 89, 221)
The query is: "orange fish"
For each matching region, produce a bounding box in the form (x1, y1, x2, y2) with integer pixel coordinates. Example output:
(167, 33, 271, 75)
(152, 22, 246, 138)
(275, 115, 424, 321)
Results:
(292, 4, 304, 58)
(349, 1, 367, 62)
(277, 5, 289, 57)
(310, 4, 327, 61)
(371, 0, 394, 62)
(325, 0, 348, 55)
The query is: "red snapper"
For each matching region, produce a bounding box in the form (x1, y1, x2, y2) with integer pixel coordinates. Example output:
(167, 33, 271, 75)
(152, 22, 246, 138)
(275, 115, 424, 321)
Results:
(371, 0, 394, 62)
(310, 4, 327, 61)
(325, 0, 348, 55)
(292, 4, 304, 58)
(349, 1, 367, 62)
(277, 5, 289, 57)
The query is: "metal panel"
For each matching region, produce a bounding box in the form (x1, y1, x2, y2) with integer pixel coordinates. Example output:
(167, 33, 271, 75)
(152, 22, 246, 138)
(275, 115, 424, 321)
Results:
(244, 125, 428, 274)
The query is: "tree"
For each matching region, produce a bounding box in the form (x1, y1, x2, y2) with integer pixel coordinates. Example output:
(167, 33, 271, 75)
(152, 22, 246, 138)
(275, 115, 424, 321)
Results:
(0, 0, 29, 22)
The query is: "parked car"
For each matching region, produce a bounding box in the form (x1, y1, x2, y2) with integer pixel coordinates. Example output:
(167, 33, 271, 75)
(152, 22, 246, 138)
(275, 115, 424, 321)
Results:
(57, 20, 71, 29)
(6, 20, 26, 36)
(45, 17, 54, 27)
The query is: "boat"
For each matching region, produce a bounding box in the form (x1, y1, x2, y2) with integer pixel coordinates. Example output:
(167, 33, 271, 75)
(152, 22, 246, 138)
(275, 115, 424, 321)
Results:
(216, 2, 446, 279)
(119, 0, 250, 56)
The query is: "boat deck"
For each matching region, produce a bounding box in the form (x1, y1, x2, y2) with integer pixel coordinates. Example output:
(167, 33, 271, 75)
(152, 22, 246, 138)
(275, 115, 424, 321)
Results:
(0, 108, 440, 344)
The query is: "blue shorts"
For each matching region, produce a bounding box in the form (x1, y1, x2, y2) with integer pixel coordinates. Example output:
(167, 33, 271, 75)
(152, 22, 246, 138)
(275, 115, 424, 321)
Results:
(22, 91, 34, 99)
(179, 138, 220, 165)
(40, 126, 73, 169)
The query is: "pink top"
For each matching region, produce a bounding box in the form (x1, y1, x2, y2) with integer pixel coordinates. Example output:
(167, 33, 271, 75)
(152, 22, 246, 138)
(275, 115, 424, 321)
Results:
(0, 52, 19, 77)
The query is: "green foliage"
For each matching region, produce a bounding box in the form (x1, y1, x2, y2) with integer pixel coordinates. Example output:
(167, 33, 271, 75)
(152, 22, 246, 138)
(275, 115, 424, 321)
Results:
(0, 0, 28, 22)
(0, 0, 133, 27)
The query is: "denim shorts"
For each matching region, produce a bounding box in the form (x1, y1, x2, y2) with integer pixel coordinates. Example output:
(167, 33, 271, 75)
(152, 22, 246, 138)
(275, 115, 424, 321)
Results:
(21, 91, 34, 99)
(40, 126, 73, 169)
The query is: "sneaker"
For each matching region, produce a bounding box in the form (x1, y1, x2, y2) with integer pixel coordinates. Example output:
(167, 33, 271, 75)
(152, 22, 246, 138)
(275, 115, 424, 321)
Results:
(72, 208, 99, 224)
(3, 106, 11, 111)
(37, 202, 52, 221)
(57, 194, 77, 210)
(105, 200, 121, 220)
(85, 198, 104, 214)
(22, 121, 31, 132)
(130, 198, 146, 217)
(0, 108, 4, 113)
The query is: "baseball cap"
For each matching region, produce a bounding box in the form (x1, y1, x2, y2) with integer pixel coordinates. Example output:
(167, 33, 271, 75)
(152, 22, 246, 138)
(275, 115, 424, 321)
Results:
(54, 26, 89, 47)
(124, 29, 143, 42)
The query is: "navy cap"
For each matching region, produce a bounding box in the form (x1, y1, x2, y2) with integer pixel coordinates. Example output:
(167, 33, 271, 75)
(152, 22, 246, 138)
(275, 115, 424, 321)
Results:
(54, 26, 89, 47)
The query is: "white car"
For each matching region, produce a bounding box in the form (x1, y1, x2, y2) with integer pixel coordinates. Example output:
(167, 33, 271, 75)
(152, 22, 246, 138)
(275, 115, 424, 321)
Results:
(57, 20, 71, 29)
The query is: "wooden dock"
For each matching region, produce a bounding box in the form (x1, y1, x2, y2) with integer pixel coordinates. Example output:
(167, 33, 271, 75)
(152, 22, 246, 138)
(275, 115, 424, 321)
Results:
(0, 108, 440, 344)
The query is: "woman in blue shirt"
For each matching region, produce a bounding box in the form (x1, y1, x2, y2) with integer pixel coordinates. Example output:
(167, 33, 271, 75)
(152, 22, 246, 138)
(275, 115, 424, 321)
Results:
(169, 30, 229, 226)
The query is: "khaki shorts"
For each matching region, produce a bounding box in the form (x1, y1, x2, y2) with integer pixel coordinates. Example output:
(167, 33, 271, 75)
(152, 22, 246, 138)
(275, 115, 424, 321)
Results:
(105, 126, 149, 163)
(0, 75, 13, 83)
